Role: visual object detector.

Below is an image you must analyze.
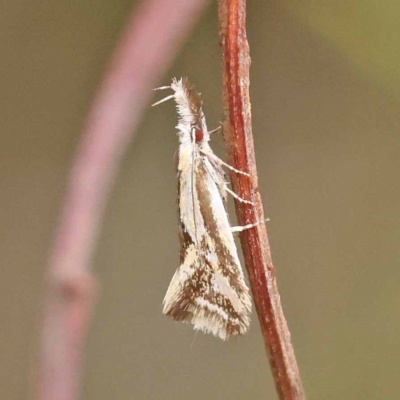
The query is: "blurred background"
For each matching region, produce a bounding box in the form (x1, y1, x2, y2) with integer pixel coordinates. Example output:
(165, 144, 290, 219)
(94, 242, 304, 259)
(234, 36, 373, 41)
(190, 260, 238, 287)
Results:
(2, 1, 400, 399)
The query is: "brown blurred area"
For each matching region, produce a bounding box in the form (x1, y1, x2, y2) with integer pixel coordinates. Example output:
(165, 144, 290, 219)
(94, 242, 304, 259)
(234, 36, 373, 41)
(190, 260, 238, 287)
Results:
(1, 1, 400, 399)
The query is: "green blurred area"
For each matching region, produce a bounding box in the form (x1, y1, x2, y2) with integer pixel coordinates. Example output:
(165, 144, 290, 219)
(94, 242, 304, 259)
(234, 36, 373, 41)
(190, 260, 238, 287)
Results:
(284, 0, 400, 95)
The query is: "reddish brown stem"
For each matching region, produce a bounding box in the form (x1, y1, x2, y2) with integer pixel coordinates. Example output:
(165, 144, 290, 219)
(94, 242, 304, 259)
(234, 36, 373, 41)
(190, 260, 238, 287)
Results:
(34, 1, 210, 399)
(218, 1, 305, 399)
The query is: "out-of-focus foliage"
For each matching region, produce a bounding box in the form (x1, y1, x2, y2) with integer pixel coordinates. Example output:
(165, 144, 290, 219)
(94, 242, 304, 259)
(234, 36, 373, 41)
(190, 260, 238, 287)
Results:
(284, 0, 400, 95)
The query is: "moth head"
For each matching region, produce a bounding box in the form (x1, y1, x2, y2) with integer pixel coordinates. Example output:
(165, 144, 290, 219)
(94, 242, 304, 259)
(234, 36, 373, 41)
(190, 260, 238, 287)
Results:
(194, 127, 203, 142)
(193, 110, 211, 143)
(192, 124, 210, 144)
(153, 77, 211, 144)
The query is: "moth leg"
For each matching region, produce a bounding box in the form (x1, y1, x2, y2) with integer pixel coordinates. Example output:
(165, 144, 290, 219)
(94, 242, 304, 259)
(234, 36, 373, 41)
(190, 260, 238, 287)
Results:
(225, 187, 254, 205)
(202, 151, 250, 177)
(202, 151, 253, 204)
(231, 219, 269, 233)
(208, 125, 222, 135)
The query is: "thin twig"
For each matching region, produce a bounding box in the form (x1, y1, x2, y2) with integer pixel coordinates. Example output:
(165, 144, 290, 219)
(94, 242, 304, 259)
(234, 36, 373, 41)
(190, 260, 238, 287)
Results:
(218, 1, 305, 399)
(34, 1, 210, 399)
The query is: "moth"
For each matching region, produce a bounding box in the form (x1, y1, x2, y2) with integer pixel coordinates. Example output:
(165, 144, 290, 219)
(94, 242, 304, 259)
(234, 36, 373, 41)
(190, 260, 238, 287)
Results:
(153, 78, 258, 340)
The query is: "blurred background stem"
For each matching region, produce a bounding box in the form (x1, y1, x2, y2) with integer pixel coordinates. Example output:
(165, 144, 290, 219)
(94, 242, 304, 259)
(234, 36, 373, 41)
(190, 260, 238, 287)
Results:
(34, 1, 210, 399)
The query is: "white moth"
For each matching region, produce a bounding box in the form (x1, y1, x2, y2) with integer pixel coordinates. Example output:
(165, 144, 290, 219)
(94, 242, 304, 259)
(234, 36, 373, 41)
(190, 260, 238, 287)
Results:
(153, 77, 257, 340)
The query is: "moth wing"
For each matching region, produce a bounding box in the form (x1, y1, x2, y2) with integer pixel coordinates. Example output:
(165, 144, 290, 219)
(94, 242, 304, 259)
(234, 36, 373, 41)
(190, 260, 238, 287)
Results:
(163, 156, 251, 340)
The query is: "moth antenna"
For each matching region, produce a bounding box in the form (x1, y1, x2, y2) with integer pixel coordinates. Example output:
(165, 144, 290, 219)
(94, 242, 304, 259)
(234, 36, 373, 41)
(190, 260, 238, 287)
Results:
(152, 94, 175, 107)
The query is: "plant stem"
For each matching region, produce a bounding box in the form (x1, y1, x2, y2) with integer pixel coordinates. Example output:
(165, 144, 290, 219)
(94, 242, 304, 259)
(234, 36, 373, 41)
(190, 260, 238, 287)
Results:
(218, 1, 305, 398)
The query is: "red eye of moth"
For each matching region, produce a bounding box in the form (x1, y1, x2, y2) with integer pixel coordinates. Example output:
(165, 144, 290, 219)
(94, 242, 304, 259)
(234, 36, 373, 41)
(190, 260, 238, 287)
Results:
(195, 128, 203, 142)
